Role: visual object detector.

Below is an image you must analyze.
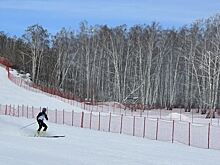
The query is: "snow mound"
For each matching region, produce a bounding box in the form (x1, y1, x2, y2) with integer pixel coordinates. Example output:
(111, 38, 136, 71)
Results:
(165, 113, 190, 122)
(10, 68, 32, 83)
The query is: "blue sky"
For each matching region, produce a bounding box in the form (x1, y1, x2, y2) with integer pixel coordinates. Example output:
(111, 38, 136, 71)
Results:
(0, 0, 220, 37)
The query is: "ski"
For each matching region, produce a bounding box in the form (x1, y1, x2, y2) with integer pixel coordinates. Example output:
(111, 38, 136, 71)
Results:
(38, 135, 65, 138)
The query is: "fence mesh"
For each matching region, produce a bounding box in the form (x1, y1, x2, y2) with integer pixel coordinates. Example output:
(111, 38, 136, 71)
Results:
(1, 104, 220, 150)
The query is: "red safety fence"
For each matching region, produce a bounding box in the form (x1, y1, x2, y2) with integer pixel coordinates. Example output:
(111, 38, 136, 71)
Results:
(2, 62, 220, 126)
(1, 57, 220, 125)
(1, 103, 220, 150)
(0, 57, 12, 68)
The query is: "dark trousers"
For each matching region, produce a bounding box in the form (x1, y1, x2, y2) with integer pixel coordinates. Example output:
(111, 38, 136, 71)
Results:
(37, 120, 48, 131)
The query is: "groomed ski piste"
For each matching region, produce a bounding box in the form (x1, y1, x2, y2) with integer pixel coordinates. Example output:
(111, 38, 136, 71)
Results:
(1, 65, 220, 165)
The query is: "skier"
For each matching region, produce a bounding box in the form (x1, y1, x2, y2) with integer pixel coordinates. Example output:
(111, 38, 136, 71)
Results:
(36, 107, 48, 134)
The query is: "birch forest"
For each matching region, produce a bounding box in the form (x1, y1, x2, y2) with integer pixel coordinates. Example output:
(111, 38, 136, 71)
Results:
(1, 14, 220, 113)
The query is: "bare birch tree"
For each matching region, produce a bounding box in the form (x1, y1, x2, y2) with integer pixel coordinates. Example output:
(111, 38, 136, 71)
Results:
(22, 24, 49, 83)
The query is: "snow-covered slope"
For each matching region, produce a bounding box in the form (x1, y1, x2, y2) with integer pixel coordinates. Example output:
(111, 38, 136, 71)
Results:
(1, 65, 220, 165)
(1, 115, 220, 165)
(0, 66, 81, 111)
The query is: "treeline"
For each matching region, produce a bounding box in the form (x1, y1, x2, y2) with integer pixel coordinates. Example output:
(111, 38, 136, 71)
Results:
(1, 14, 220, 112)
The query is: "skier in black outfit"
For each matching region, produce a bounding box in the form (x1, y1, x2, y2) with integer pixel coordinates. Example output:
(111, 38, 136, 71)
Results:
(36, 108, 48, 133)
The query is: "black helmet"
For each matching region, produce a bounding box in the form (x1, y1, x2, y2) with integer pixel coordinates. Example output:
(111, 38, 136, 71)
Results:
(42, 108, 47, 112)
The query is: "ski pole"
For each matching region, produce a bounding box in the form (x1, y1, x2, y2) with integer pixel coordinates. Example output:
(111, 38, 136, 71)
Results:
(20, 122, 36, 129)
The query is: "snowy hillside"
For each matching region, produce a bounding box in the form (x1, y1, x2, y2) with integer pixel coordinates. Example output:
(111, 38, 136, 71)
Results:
(1, 65, 220, 165)
(0, 65, 82, 111)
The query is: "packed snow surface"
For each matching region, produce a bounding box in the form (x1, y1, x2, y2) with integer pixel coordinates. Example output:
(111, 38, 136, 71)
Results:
(0, 66, 81, 111)
(1, 115, 220, 165)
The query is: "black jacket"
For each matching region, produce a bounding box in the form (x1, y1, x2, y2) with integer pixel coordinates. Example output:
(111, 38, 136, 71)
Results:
(37, 111, 48, 121)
